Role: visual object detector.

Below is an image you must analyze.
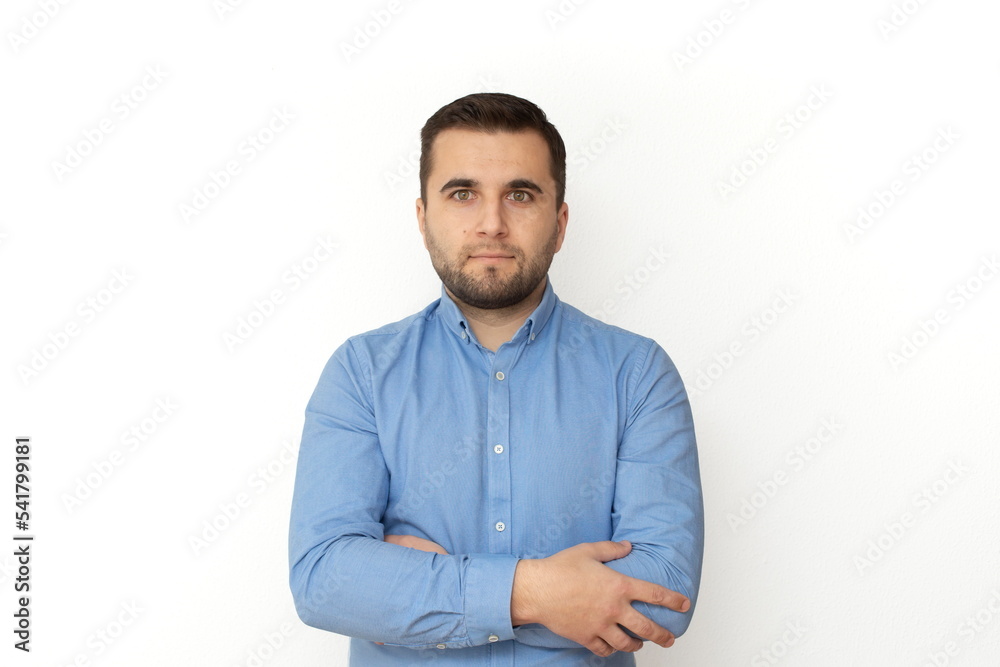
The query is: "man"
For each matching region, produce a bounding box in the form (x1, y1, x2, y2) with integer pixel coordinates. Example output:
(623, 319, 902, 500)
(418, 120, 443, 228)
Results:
(288, 92, 704, 665)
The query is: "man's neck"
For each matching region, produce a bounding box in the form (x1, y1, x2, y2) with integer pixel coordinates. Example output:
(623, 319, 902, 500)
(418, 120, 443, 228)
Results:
(447, 278, 547, 352)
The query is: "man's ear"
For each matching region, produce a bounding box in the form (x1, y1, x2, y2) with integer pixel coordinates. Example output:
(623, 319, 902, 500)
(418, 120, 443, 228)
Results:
(553, 201, 569, 253)
(416, 197, 429, 250)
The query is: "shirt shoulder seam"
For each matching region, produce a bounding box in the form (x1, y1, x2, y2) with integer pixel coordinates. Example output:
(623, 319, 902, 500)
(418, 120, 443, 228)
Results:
(346, 304, 436, 341)
(345, 338, 376, 410)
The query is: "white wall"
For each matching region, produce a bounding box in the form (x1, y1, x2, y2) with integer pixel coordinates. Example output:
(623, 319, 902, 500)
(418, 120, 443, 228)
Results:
(3, 1, 998, 665)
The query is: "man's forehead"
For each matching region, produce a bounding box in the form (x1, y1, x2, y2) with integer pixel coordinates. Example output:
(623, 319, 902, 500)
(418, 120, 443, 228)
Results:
(429, 128, 551, 189)
(432, 128, 547, 157)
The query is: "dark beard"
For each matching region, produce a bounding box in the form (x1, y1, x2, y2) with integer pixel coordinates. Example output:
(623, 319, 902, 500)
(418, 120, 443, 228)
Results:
(425, 226, 558, 310)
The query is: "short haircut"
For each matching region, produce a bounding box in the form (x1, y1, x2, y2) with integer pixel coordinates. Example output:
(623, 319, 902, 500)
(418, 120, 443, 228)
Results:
(419, 92, 567, 209)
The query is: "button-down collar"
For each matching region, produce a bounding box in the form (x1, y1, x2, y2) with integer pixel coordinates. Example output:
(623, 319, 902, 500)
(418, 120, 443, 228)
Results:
(433, 275, 558, 347)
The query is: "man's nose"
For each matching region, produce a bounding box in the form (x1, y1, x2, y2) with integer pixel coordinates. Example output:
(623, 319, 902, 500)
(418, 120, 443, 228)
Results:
(475, 197, 508, 237)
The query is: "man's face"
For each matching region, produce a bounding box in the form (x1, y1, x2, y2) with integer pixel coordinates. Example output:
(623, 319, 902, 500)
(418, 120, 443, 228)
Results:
(416, 128, 568, 310)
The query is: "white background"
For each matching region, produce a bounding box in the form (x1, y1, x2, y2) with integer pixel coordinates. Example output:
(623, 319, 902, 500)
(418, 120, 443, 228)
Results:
(3, 1, 999, 665)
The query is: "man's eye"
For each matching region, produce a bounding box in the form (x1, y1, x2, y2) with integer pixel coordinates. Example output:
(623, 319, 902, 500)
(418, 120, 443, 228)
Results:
(452, 190, 473, 201)
(509, 191, 532, 202)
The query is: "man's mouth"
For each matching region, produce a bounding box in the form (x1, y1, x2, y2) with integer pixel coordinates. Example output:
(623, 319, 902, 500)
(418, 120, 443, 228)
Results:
(469, 254, 514, 263)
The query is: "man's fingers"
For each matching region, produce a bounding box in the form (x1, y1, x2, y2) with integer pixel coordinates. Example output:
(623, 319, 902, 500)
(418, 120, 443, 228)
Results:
(629, 578, 690, 612)
(601, 626, 643, 653)
(585, 637, 617, 658)
(620, 608, 675, 647)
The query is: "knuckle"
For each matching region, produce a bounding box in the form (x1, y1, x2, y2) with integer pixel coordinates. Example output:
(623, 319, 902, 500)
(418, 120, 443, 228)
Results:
(604, 628, 638, 653)
(618, 637, 641, 653)
(588, 641, 612, 657)
(633, 619, 653, 638)
(610, 577, 630, 598)
(600, 601, 620, 620)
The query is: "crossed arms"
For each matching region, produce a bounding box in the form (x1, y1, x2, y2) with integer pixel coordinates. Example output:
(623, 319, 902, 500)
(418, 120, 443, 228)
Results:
(381, 534, 691, 657)
(288, 338, 704, 658)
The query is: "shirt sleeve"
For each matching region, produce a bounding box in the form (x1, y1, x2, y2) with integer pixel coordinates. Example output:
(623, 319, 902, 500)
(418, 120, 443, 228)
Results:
(603, 338, 705, 639)
(288, 339, 520, 648)
(513, 339, 704, 650)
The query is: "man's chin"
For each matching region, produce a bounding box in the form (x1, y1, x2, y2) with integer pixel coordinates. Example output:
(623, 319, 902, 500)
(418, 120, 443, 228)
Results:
(448, 283, 525, 310)
(458, 269, 511, 291)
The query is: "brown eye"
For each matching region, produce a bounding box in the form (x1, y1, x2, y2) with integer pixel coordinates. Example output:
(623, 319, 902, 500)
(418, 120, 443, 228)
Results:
(510, 191, 530, 202)
(453, 190, 472, 201)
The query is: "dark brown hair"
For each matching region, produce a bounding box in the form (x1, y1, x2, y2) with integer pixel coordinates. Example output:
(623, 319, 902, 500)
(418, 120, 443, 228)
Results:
(419, 92, 567, 209)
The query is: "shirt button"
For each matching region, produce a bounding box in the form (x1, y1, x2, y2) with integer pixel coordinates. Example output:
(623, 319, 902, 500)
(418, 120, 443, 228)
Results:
(493, 444, 504, 454)
(495, 371, 505, 381)
(495, 521, 505, 532)
(530, 333, 536, 341)
(488, 634, 500, 642)
(460, 331, 467, 339)
(436, 644, 446, 649)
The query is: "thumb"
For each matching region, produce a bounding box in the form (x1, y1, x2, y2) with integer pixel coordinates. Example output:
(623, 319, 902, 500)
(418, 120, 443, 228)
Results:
(588, 539, 632, 563)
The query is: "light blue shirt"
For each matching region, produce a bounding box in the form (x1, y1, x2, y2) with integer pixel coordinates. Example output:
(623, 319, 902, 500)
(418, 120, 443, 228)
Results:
(288, 276, 704, 666)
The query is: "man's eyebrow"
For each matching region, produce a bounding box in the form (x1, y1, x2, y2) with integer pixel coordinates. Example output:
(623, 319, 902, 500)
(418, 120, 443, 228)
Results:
(506, 179, 544, 194)
(438, 178, 545, 194)
(439, 178, 478, 193)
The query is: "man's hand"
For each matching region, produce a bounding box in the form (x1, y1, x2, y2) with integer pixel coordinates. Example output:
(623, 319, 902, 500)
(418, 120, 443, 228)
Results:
(383, 533, 448, 554)
(510, 540, 690, 658)
(373, 534, 449, 645)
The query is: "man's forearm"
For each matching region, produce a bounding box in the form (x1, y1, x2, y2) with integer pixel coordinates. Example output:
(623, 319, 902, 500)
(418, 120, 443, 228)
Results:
(290, 531, 519, 648)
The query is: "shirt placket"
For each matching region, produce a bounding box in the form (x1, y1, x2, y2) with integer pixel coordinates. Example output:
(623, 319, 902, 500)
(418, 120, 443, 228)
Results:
(485, 346, 514, 557)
